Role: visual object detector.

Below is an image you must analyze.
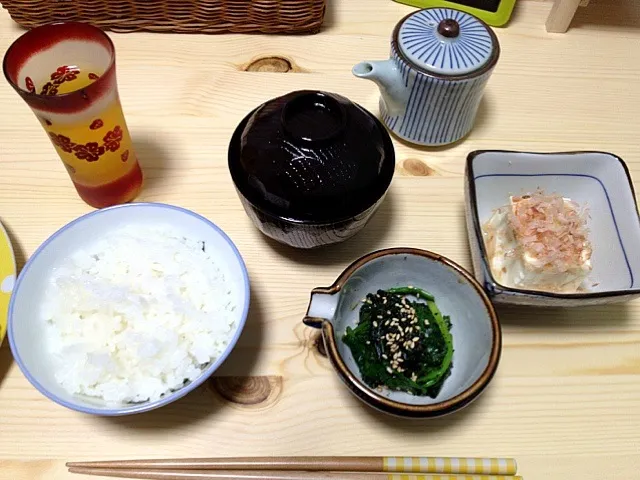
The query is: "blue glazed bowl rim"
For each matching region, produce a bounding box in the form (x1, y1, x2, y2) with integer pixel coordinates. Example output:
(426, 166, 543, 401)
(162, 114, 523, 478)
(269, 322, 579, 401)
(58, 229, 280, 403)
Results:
(8, 202, 251, 416)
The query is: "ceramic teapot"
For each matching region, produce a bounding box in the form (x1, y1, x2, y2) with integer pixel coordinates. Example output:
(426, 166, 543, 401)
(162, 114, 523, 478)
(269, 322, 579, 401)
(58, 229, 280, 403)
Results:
(353, 8, 500, 147)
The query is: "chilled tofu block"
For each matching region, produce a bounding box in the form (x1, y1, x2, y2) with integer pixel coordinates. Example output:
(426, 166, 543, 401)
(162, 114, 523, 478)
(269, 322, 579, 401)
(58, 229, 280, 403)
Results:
(482, 190, 592, 293)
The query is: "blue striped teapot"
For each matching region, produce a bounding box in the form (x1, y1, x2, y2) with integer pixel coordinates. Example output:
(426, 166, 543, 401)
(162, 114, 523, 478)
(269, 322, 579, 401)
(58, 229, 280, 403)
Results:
(353, 8, 500, 147)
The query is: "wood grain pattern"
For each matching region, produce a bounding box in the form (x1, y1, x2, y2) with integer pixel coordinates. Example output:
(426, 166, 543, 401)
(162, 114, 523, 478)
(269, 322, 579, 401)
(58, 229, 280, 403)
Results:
(243, 57, 298, 73)
(210, 377, 283, 408)
(0, 1, 639, 479)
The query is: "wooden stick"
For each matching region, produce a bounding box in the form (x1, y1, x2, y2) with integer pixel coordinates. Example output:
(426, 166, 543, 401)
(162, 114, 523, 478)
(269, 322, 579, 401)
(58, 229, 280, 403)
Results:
(546, 0, 582, 33)
(67, 468, 522, 480)
(66, 457, 518, 476)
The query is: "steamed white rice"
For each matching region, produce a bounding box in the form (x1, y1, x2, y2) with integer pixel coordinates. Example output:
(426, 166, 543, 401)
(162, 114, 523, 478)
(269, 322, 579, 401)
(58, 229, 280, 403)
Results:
(41, 224, 240, 405)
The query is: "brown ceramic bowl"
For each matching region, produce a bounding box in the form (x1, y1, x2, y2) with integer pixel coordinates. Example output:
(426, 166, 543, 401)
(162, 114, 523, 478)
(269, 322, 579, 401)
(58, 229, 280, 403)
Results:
(228, 90, 395, 249)
(303, 248, 501, 418)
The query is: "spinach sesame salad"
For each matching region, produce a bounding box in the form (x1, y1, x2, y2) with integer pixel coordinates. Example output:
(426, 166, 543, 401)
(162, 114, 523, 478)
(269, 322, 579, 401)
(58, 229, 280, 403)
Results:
(342, 286, 454, 398)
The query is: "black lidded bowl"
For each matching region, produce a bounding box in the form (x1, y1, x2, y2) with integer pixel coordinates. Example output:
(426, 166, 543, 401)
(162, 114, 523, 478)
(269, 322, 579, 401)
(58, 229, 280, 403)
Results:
(228, 90, 395, 249)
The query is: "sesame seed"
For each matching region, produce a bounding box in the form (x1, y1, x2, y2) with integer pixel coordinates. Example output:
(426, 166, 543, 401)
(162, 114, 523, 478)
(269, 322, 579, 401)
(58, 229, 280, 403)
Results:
(395, 303, 401, 308)
(366, 341, 371, 345)
(386, 310, 391, 315)
(397, 358, 404, 363)
(386, 367, 393, 374)
(377, 315, 383, 319)
(385, 320, 390, 326)
(412, 337, 419, 342)
(373, 321, 378, 327)
(382, 354, 388, 359)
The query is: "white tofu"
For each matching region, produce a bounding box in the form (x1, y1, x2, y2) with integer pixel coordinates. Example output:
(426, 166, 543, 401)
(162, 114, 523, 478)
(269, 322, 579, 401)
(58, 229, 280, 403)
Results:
(482, 195, 592, 293)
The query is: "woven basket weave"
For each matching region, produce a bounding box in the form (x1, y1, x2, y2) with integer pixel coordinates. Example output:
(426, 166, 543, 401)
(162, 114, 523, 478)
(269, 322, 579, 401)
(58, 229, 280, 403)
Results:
(0, 0, 326, 34)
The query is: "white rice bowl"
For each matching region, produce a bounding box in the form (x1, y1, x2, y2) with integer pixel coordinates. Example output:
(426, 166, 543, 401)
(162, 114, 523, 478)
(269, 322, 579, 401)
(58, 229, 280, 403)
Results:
(8, 204, 250, 415)
(44, 225, 239, 405)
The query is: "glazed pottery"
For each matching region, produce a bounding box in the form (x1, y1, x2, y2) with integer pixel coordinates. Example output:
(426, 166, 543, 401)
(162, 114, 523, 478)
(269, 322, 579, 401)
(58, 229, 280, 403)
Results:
(228, 90, 395, 249)
(8, 203, 250, 416)
(465, 150, 640, 306)
(2, 22, 143, 208)
(353, 8, 500, 146)
(303, 248, 501, 418)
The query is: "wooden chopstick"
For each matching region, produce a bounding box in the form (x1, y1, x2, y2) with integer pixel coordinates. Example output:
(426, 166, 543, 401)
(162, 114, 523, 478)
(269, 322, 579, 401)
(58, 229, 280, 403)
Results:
(66, 456, 518, 476)
(67, 468, 522, 480)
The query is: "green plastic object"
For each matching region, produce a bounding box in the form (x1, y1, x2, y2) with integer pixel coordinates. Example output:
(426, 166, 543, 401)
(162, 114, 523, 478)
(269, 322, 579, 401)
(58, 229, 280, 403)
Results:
(393, 0, 517, 27)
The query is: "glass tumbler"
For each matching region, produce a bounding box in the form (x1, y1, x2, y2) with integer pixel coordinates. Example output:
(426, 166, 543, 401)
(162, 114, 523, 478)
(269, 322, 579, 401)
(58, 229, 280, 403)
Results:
(2, 22, 143, 208)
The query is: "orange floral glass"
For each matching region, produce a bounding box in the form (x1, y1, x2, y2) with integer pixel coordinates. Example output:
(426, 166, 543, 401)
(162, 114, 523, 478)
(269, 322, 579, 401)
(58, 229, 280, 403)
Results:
(2, 22, 143, 208)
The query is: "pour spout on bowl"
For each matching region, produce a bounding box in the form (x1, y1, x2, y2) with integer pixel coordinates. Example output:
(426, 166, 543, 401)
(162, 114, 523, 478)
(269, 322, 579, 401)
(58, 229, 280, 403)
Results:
(302, 289, 340, 328)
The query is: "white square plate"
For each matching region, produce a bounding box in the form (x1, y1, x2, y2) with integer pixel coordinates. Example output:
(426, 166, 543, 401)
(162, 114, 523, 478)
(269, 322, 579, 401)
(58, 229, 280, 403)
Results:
(464, 150, 640, 306)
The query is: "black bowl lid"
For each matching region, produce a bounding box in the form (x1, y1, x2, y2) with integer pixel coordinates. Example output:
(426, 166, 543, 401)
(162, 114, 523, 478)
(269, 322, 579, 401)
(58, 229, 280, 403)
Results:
(228, 90, 395, 223)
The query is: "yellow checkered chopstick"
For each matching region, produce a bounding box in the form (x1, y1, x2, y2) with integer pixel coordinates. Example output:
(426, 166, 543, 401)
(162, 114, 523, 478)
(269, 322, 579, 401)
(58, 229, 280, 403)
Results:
(383, 457, 517, 475)
(67, 456, 518, 477)
(388, 476, 520, 480)
(67, 469, 522, 480)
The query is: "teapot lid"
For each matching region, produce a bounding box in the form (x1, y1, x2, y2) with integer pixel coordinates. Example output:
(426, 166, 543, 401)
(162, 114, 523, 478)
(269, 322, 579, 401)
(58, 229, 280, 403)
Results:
(397, 8, 497, 76)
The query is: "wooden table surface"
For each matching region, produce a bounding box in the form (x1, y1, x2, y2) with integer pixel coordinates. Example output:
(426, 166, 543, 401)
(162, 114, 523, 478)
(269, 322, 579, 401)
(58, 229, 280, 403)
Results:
(1, 0, 639, 478)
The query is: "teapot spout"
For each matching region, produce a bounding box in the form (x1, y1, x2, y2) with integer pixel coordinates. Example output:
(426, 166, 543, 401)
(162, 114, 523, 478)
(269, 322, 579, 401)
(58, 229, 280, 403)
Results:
(352, 60, 408, 117)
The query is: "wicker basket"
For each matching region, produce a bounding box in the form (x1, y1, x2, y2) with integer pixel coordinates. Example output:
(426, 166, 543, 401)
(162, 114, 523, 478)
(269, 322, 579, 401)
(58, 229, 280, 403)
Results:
(0, 0, 327, 34)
